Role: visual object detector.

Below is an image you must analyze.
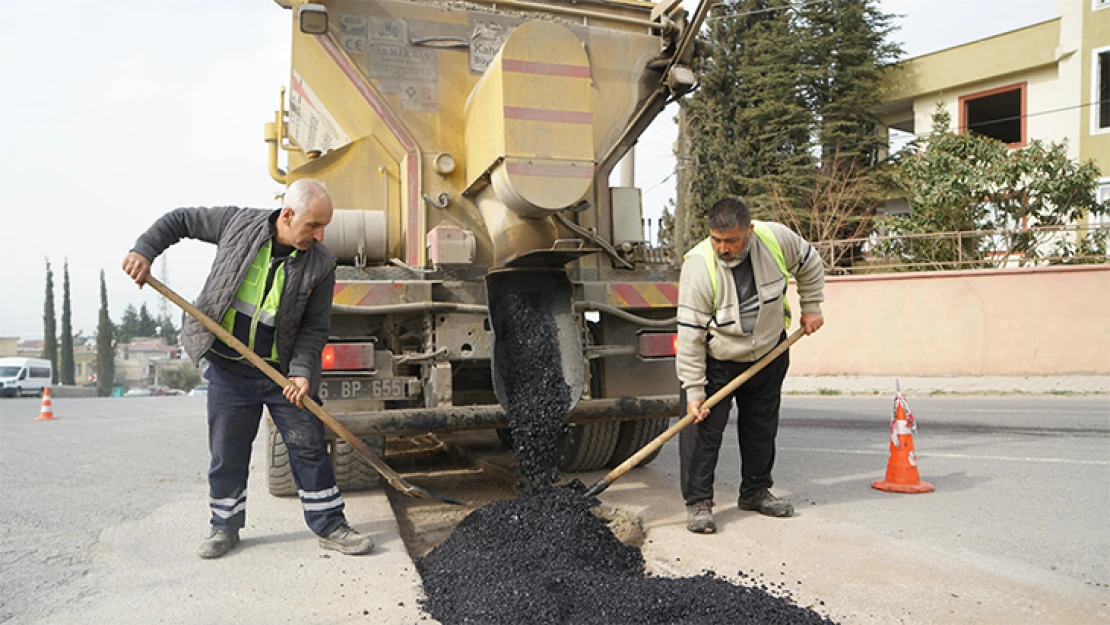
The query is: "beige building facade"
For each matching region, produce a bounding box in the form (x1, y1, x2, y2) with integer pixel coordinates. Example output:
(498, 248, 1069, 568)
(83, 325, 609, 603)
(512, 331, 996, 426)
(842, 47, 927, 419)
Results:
(878, 0, 1110, 223)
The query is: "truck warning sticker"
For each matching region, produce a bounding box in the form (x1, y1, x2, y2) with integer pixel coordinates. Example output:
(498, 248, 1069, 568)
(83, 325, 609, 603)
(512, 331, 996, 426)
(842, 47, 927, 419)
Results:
(469, 20, 511, 75)
(288, 70, 350, 153)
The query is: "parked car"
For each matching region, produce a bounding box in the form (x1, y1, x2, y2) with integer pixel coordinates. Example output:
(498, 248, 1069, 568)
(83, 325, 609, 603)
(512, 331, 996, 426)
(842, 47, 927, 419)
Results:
(188, 385, 208, 397)
(123, 387, 154, 397)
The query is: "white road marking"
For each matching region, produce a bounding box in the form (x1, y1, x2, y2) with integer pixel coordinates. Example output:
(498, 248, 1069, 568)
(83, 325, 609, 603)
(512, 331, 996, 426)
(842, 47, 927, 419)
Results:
(811, 471, 885, 485)
(781, 447, 1110, 466)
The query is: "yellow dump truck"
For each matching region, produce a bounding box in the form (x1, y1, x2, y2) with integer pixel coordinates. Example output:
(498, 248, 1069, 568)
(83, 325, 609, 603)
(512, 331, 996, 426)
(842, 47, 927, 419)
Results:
(263, 0, 709, 494)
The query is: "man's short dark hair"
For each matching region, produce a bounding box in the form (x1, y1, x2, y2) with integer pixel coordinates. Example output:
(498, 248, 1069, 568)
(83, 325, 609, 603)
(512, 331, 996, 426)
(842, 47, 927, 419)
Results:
(708, 198, 751, 231)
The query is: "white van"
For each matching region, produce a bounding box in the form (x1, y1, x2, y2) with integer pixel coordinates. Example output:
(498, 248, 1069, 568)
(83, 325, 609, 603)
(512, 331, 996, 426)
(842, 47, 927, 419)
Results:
(0, 358, 53, 398)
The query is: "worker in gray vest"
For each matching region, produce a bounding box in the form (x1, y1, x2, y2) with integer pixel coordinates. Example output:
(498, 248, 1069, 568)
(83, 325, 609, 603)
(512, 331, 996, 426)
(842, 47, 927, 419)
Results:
(122, 179, 375, 558)
(676, 197, 825, 533)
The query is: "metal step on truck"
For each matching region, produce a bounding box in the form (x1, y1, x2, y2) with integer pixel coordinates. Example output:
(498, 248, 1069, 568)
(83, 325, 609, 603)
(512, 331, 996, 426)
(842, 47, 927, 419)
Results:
(263, 0, 710, 495)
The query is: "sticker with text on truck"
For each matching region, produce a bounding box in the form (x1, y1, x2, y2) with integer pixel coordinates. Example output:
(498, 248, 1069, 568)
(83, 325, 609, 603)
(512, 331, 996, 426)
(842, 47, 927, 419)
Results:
(319, 377, 417, 401)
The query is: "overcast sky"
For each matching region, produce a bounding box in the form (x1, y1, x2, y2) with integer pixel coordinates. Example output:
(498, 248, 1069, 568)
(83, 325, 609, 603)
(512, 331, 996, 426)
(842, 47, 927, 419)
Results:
(1, 0, 1058, 341)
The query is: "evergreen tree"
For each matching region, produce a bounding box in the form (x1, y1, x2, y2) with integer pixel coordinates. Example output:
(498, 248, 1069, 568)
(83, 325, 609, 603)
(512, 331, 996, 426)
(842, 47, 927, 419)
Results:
(799, 0, 901, 168)
(118, 304, 139, 344)
(681, 0, 900, 246)
(59, 260, 76, 385)
(684, 0, 813, 243)
(96, 270, 116, 397)
(658, 202, 676, 249)
(43, 259, 59, 384)
(138, 303, 158, 338)
(158, 313, 179, 345)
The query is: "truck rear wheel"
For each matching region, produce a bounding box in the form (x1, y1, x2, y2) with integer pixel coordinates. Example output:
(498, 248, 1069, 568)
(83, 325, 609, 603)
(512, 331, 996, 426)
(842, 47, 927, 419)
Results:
(606, 417, 671, 468)
(331, 437, 384, 492)
(556, 421, 620, 473)
(267, 423, 297, 497)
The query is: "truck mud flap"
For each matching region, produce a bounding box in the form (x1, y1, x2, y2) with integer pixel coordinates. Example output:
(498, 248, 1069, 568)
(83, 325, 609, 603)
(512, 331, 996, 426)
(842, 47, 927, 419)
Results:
(485, 268, 584, 414)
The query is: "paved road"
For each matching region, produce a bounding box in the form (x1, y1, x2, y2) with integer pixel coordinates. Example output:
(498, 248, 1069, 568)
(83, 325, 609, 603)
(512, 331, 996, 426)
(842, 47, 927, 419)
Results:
(0, 396, 424, 625)
(2, 395, 1107, 624)
(587, 395, 1110, 624)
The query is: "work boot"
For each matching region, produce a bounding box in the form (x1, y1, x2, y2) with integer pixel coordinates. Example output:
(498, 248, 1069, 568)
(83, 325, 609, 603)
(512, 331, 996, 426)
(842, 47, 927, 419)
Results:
(685, 499, 716, 534)
(197, 528, 240, 559)
(318, 523, 375, 555)
(738, 489, 794, 518)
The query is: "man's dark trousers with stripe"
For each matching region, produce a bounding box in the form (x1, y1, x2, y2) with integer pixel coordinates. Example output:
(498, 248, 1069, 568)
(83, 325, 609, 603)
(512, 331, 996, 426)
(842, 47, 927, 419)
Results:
(679, 333, 791, 505)
(204, 363, 345, 536)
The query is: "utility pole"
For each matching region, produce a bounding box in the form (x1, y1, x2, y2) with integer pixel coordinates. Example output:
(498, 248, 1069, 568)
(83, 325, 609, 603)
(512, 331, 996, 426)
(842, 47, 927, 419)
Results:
(158, 255, 170, 319)
(674, 105, 689, 264)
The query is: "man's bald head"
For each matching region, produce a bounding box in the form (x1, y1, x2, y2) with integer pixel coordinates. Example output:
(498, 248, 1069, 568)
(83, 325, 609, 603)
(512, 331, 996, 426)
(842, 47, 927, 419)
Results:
(277, 178, 333, 250)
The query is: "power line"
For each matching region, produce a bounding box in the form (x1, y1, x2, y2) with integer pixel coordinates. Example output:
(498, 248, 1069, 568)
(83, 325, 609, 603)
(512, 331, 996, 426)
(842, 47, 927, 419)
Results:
(644, 171, 676, 194)
(705, 0, 837, 22)
(637, 98, 1109, 190)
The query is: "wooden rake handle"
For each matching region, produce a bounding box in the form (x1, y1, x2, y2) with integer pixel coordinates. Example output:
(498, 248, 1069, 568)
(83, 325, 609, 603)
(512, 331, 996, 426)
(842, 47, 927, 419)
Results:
(584, 328, 806, 497)
(144, 275, 461, 505)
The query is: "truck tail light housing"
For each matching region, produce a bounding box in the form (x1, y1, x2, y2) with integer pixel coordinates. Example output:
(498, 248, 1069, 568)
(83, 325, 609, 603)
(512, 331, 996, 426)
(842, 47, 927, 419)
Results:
(638, 331, 678, 359)
(321, 343, 375, 371)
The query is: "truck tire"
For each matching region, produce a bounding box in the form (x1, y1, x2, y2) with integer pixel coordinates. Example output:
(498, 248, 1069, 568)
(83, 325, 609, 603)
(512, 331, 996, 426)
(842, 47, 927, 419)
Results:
(331, 437, 384, 492)
(552, 320, 622, 473)
(267, 424, 297, 497)
(556, 421, 620, 473)
(606, 417, 672, 468)
(495, 427, 514, 450)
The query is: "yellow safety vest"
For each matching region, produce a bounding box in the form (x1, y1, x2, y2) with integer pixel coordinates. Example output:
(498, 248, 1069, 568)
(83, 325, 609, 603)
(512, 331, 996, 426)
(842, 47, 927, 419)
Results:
(214, 240, 297, 363)
(684, 221, 791, 330)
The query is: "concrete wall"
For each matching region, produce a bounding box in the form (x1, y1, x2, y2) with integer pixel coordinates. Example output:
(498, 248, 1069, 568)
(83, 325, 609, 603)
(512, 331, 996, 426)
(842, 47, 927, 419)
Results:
(786, 265, 1110, 376)
(0, 338, 16, 357)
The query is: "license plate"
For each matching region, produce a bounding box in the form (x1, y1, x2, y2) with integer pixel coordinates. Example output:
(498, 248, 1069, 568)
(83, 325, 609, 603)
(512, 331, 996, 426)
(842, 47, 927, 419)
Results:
(319, 377, 410, 401)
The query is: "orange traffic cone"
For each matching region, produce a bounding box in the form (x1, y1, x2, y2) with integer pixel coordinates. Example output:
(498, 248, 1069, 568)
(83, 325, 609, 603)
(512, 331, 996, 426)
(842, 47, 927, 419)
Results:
(35, 387, 56, 421)
(872, 388, 932, 493)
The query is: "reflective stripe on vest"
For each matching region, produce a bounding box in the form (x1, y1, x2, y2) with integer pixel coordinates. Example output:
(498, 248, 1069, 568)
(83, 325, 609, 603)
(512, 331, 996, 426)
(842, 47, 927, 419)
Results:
(215, 240, 296, 363)
(684, 221, 791, 330)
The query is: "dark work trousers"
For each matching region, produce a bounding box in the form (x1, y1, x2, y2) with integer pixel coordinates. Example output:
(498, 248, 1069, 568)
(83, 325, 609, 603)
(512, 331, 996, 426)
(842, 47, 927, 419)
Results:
(679, 335, 790, 505)
(204, 363, 346, 536)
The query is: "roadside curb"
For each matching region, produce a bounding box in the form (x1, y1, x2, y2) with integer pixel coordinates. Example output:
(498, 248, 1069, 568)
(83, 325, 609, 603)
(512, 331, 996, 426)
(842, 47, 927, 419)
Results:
(782, 375, 1110, 397)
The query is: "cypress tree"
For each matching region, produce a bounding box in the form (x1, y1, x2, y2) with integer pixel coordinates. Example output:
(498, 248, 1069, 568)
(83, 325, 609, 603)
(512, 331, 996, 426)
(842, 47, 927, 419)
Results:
(96, 270, 116, 397)
(43, 259, 59, 384)
(59, 260, 75, 386)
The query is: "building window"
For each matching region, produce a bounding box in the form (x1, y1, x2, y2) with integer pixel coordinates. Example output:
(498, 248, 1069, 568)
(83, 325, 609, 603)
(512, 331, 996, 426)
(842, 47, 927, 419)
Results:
(959, 82, 1026, 147)
(1096, 0, 1110, 11)
(1095, 49, 1110, 133)
(1095, 181, 1110, 228)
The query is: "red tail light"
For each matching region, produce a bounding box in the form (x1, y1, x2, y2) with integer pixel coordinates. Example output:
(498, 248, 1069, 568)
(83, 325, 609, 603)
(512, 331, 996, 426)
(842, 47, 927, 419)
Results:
(638, 332, 678, 359)
(321, 343, 375, 371)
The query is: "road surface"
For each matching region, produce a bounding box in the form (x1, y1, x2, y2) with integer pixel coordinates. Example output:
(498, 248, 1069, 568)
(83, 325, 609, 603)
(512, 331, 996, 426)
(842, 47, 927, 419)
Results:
(1, 394, 1107, 624)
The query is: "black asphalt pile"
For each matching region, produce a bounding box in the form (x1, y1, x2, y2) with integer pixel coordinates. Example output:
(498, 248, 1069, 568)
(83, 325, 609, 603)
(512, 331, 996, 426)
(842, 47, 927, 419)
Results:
(417, 485, 837, 625)
(451, 278, 836, 623)
(491, 288, 571, 493)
